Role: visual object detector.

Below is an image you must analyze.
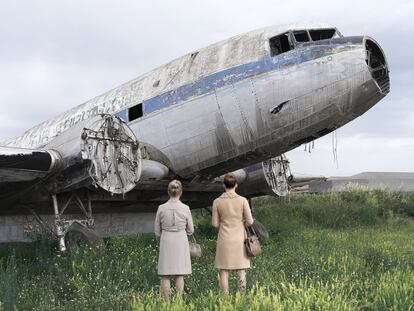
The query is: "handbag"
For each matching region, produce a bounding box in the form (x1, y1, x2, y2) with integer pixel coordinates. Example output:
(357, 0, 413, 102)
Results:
(244, 224, 262, 257)
(189, 235, 202, 258)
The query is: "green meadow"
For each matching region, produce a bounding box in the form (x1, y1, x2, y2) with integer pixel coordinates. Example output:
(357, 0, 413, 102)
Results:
(0, 189, 413, 310)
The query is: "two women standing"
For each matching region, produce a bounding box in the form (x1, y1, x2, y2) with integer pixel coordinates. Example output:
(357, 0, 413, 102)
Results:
(154, 173, 254, 300)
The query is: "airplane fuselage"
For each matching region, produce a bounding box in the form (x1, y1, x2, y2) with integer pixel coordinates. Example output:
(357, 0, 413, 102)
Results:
(0, 23, 390, 244)
(4, 24, 389, 183)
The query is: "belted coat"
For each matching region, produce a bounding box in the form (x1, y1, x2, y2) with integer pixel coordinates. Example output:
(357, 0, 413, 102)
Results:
(154, 199, 194, 275)
(212, 192, 254, 270)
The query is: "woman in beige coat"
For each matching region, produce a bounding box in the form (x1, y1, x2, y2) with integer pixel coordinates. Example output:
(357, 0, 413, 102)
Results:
(154, 180, 194, 300)
(212, 172, 254, 294)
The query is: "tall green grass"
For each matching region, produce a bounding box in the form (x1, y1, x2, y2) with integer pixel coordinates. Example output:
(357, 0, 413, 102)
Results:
(0, 189, 413, 310)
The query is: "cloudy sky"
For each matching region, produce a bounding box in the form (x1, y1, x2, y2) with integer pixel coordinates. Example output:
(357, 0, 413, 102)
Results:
(0, 0, 413, 177)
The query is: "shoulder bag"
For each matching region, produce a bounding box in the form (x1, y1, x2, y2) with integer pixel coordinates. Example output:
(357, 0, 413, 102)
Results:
(189, 235, 202, 258)
(244, 224, 262, 257)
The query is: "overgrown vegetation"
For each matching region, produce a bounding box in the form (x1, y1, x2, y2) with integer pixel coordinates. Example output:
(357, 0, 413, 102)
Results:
(0, 189, 413, 310)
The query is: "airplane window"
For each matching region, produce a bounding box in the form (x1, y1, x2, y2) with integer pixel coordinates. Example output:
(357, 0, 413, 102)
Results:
(269, 33, 292, 57)
(128, 103, 143, 121)
(309, 29, 337, 41)
(293, 31, 310, 42)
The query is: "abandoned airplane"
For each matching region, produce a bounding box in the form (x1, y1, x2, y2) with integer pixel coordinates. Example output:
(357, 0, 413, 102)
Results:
(0, 22, 390, 250)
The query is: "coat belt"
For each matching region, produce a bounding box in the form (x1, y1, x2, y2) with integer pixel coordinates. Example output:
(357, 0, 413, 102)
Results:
(162, 226, 186, 232)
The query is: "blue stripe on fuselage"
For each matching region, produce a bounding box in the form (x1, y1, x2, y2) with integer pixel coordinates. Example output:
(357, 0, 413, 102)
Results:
(119, 44, 340, 119)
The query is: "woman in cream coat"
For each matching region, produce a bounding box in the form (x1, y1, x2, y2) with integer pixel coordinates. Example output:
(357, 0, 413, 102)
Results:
(212, 172, 254, 294)
(155, 180, 194, 300)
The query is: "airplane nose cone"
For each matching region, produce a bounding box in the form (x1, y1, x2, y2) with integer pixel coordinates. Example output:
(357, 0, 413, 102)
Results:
(365, 37, 390, 94)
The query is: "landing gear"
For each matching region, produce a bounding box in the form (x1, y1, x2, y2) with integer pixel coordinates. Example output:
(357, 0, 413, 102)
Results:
(51, 191, 102, 252)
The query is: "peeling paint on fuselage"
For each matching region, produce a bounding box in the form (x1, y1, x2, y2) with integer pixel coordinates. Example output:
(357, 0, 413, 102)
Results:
(3, 22, 388, 180)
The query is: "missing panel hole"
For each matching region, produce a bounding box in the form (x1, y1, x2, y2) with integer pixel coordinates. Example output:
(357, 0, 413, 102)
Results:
(270, 100, 289, 114)
(128, 103, 143, 122)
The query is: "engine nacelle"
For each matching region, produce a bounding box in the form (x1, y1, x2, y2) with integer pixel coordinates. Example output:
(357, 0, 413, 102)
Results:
(237, 156, 290, 197)
(262, 156, 290, 197)
(45, 114, 142, 195)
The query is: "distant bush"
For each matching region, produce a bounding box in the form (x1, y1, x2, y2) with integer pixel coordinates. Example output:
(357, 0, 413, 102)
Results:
(371, 189, 414, 217)
(252, 189, 414, 230)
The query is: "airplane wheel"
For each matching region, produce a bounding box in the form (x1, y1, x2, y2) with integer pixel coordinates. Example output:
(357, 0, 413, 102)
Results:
(65, 223, 103, 251)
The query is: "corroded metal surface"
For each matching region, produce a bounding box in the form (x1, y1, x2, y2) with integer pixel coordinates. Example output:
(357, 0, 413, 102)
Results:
(262, 156, 290, 196)
(3, 24, 389, 184)
(0, 146, 62, 182)
(0, 23, 390, 242)
(80, 115, 142, 194)
(1, 22, 390, 186)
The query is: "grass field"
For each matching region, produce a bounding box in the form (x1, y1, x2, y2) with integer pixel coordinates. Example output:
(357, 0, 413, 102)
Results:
(0, 189, 413, 310)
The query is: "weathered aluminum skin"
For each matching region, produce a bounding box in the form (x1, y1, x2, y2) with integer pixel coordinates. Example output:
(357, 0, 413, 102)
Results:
(78, 115, 141, 194)
(0, 23, 390, 209)
(41, 114, 142, 194)
(2, 22, 389, 185)
(0, 23, 392, 243)
(0, 147, 62, 182)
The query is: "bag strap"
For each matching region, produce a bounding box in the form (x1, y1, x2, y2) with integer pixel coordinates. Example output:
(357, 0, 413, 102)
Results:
(245, 222, 258, 237)
(190, 235, 197, 243)
(250, 224, 258, 236)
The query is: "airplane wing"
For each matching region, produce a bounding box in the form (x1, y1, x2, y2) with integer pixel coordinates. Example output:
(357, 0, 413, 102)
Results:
(0, 146, 62, 183)
(288, 174, 327, 193)
(0, 115, 174, 203)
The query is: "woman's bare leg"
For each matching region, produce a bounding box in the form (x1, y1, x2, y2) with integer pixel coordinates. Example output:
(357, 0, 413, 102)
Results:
(219, 269, 229, 294)
(175, 275, 184, 294)
(160, 276, 171, 301)
(237, 269, 246, 294)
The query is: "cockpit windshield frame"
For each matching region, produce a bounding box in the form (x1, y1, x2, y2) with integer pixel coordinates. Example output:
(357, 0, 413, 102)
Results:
(308, 28, 340, 41)
(293, 30, 311, 43)
(269, 27, 342, 57)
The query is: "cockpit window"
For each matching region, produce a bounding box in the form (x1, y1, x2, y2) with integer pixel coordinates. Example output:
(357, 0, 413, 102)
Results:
(309, 28, 337, 41)
(293, 31, 310, 42)
(269, 33, 292, 57)
(269, 28, 341, 57)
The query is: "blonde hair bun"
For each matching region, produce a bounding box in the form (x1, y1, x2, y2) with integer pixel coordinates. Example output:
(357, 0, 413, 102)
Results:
(168, 180, 182, 197)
